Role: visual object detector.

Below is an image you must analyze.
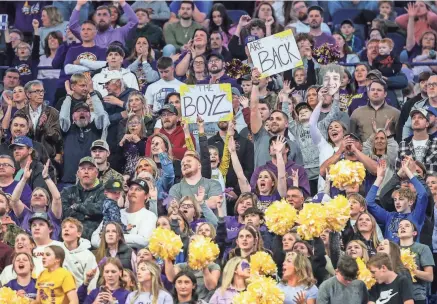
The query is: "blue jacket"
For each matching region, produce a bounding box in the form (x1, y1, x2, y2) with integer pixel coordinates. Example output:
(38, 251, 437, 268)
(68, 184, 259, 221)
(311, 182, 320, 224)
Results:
(156, 152, 175, 200)
(366, 176, 428, 243)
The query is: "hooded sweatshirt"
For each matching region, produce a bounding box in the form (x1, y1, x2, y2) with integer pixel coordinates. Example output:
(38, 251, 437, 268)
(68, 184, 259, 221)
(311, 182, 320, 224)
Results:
(60, 238, 99, 291)
(145, 125, 195, 160)
(92, 67, 139, 97)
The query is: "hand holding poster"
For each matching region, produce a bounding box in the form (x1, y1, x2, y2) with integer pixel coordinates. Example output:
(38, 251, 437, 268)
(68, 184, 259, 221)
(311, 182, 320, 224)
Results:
(248, 29, 303, 78)
(180, 84, 233, 124)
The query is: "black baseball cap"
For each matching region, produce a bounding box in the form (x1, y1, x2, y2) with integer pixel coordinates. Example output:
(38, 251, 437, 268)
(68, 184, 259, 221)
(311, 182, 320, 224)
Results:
(29, 212, 51, 227)
(158, 104, 178, 116)
(207, 52, 225, 62)
(295, 102, 313, 115)
(127, 179, 149, 193)
(345, 133, 361, 142)
(104, 178, 123, 192)
(341, 19, 354, 27)
(73, 102, 90, 113)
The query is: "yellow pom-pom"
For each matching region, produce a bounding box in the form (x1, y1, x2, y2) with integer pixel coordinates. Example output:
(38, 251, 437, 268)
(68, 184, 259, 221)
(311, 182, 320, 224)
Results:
(16, 296, 31, 304)
(250, 252, 277, 276)
(356, 258, 376, 289)
(401, 248, 418, 282)
(188, 235, 220, 270)
(0, 287, 18, 303)
(324, 195, 351, 232)
(296, 203, 327, 240)
(148, 227, 183, 260)
(245, 275, 285, 304)
(232, 290, 255, 304)
(265, 199, 297, 236)
(329, 160, 366, 189)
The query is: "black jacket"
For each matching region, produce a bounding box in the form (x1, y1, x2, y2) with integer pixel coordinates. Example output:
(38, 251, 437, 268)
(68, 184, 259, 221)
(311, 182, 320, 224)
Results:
(395, 94, 423, 141)
(208, 132, 253, 196)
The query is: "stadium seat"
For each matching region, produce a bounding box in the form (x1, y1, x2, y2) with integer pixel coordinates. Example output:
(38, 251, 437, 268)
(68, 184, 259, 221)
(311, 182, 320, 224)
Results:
(40, 78, 58, 107)
(227, 10, 249, 24)
(332, 9, 362, 27)
(387, 32, 406, 56)
(395, 7, 406, 17)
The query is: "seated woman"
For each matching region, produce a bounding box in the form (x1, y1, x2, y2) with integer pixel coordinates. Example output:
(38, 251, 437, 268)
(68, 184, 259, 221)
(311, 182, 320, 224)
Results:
(278, 252, 318, 304)
(95, 222, 137, 271)
(254, 2, 284, 36)
(37, 31, 62, 80)
(126, 261, 173, 304)
(5, 252, 37, 300)
(172, 270, 208, 304)
(332, 32, 360, 75)
(78, 258, 130, 304)
(185, 55, 208, 84)
(351, 212, 380, 257)
(1, 85, 27, 140)
(292, 239, 329, 286)
(118, 91, 155, 138)
(209, 257, 250, 304)
(272, 230, 300, 278)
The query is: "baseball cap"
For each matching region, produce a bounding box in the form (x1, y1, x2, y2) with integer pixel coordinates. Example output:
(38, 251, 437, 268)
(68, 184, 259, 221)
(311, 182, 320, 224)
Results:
(102, 70, 123, 84)
(367, 70, 383, 80)
(78, 156, 97, 167)
(29, 212, 51, 227)
(73, 102, 90, 113)
(341, 19, 354, 27)
(158, 104, 178, 116)
(231, 87, 241, 97)
(91, 139, 109, 152)
(206, 52, 224, 62)
(127, 179, 149, 193)
(104, 178, 123, 191)
(244, 35, 259, 46)
(345, 133, 361, 142)
(410, 108, 430, 121)
(295, 102, 313, 115)
(9, 136, 33, 149)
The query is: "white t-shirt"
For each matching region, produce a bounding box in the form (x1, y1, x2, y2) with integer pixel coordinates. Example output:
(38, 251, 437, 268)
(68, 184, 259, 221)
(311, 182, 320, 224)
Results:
(145, 78, 183, 113)
(412, 138, 428, 163)
(121, 208, 158, 249)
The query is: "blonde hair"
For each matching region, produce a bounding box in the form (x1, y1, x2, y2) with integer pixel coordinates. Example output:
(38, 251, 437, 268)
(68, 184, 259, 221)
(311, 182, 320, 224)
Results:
(42, 6, 64, 26)
(148, 133, 174, 159)
(134, 157, 158, 179)
(355, 212, 380, 251)
(346, 240, 370, 262)
(127, 91, 151, 117)
(123, 268, 137, 291)
(220, 257, 247, 294)
(130, 261, 167, 304)
(379, 38, 394, 49)
(283, 252, 317, 287)
(12, 252, 34, 273)
(196, 222, 217, 239)
(180, 196, 201, 220)
(70, 73, 87, 85)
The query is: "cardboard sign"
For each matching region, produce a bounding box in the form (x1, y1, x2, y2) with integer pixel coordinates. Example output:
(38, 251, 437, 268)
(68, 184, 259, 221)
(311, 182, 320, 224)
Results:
(180, 84, 233, 124)
(248, 29, 303, 78)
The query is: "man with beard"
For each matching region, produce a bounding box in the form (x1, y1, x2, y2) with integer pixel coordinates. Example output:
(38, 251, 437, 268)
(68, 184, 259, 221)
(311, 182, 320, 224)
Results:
(198, 53, 241, 90)
(163, 1, 203, 54)
(350, 80, 400, 142)
(287, 1, 331, 34)
(126, 8, 164, 52)
(69, 0, 138, 48)
(90, 139, 123, 185)
(250, 68, 303, 168)
(91, 178, 157, 249)
(403, 75, 437, 139)
(60, 95, 109, 185)
(397, 71, 430, 140)
(61, 157, 106, 240)
(16, 80, 62, 166)
(169, 153, 223, 210)
(0, 155, 32, 207)
(210, 31, 232, 62)
(397, 108, 437, 174)
(307, 6, 335, 48)
(359, 39, 379, 66)
(145, 104, 195, 160)
(10, 136, 47, 191)
(53, 20, 106, 102)
(0, 68, 20, 103)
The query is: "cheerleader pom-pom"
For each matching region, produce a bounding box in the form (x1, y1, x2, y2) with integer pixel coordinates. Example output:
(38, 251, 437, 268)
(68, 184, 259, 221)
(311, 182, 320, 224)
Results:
(232, 290, 254, 304)
(401, 248, 418, 282)
(313, 43, 341, 65)
(296, 203, 327, 240)
(0, 287, 18, 303)
(225, 59, 252, 80)
(16, 297, 31, 304)
(324, 195, 351, 232)
(188, 235, 220, 270)
(250, 252, 277, 276)
(148, 227, 183, 261)
(246, 275, 285, 304)
(329, 160, 366, 189)
(356, 258, 376, 290)
(265, 199, 297, 236)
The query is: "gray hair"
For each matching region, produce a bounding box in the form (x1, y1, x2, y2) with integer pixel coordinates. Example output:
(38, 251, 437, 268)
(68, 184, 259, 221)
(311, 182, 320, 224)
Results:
(24, 80, 43, 93)
(317, 64, 345, 85)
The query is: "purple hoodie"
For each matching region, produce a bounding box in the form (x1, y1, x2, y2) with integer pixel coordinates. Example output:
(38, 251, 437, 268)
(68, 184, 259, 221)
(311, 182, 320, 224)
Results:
(69, 3, 138, 48)
(250, 160, 311, 197)
(78, 285, 129, 304)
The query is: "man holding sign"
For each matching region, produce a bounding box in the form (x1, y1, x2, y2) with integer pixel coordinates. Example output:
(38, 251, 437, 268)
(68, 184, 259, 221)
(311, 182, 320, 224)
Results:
(247, 29, 303, 78)
(180, 83, 233, 124)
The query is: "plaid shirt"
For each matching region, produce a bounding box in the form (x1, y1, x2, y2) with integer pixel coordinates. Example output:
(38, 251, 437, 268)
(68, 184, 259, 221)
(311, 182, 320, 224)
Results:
(396, 136, 437, 174)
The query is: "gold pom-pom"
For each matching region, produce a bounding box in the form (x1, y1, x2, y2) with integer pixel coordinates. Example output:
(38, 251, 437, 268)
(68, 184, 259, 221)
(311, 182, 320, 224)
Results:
(232, 290, 254, 304)
(244, 275, 285, 304)
(265, 199, 297, 236)
(356, 258, 376, 289)
(16, 297, 31, 304)
(324, 195, 351, 232)
(0, 287, 30, 304)
(188, 235, 220, 270)
(296, 203, 327, 240)
(148, 227, 183, 260)
(250, 252, 277, 276)
(401, 248, 418, 282)
(329, 160, 366, 189)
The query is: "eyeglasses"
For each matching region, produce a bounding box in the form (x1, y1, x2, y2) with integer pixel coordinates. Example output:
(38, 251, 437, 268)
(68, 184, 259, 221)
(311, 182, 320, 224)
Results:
(193, 61, 205, 66)
(208, 59, 220, 64)
(428, 82, 437, 88)
(0, 163, 13, 168)
(161, 112, 176, 117)
(30, 90, 45, 95)
(128, 121, 140, 126)
(180, 203, 194, 209)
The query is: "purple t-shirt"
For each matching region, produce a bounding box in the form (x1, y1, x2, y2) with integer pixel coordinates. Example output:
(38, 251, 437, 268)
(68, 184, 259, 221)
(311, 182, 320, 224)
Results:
(313, 32, 336, 48)
(5, 278, 37, 299)
(256, 192, 282, 212)
(1, 181, 32, 208)
(17, 208, 61, 240)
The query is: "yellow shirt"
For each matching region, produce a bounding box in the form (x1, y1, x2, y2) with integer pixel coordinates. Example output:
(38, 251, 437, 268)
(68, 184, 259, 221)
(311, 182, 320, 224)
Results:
(36, 267, 76, 304)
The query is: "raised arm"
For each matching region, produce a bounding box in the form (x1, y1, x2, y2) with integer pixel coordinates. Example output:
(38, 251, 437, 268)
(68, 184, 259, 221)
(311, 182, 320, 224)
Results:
(309, 91, 324, 145)
(271, 136, 288, 197)
(44, 160, 62, 219)
(250, 68, 263, 135)
(365, 160, 391, 225)
(405, 3, 417, 51)
(9, 160, 31, 217)
(228, 137, 250, 193)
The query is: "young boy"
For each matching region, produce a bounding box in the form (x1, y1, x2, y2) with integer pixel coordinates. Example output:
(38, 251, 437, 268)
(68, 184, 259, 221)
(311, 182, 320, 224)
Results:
(240, 75, 253, 96)
(366, 159, 428, 243)
(102, 179, 130, 232)
(398, 219, 434, 304)
(371, 38, 402, 77)
(376, 1, 397, 21)
(368, 253, 414, 304)
(242, 207, 272, 249)
(340, 19, 364, 53)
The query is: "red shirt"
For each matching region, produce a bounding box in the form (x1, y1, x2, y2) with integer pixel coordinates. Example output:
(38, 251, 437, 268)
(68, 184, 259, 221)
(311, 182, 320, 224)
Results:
(145, 125, 195, 160)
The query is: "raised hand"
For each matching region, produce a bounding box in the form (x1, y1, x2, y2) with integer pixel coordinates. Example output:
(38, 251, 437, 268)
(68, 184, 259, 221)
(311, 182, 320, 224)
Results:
(42, 160, 50, 179)
(77, 0, 88, 7)
(317, 87, 329, 103)
(376, 159, 387, 178)
(148, 183, 157, 200)
(227, 120, 235, 137)
(291, 169, 299, 187)
(23, 159, 32, 181)
(196, 115, 205, 134)
(228, 136, 236, 153)
(371, 118, 377, 134)
(271, 135, 286, 155)
(32, 19, 39, 31)
(384, 116, 394, 136)
(238, 15, 251, 27)
(265, 16, 274, 27)
(239, 96, 249, 108)
(85, 268, 97, 285)
(2, 91, 13, 106)
(251, 68, 261, 82)
(405, 2, 417, 18)
(195, 186, 206, 203)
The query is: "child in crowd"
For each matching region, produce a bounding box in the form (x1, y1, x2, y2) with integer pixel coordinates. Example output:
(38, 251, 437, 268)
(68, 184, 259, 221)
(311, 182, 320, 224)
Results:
(371, 38, 402, 77)
(240, 75, 253, 96)
(376, 0, 398, 21)
(102, 179, 130, 232)
(340, 19, 364, 53)
(242, 207, 273, 250)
